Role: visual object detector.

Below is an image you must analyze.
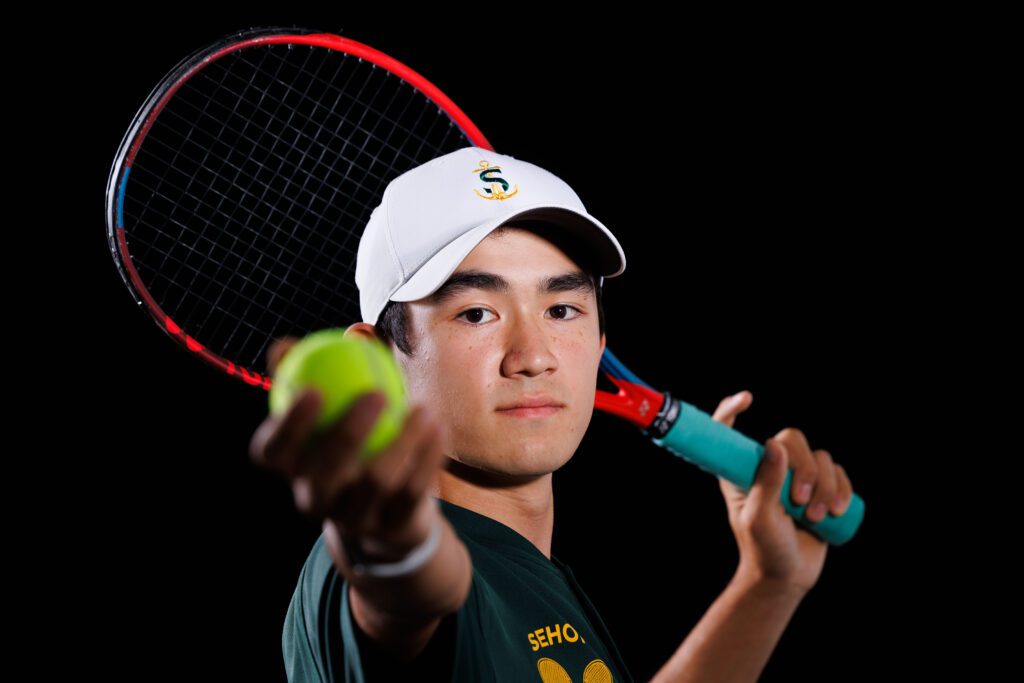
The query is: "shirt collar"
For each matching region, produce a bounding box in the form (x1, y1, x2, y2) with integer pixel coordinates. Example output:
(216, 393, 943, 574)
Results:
(434, 496, 567, 570)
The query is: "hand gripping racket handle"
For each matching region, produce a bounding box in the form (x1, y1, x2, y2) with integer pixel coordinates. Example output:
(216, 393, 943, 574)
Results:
(651, 396, 865, 546)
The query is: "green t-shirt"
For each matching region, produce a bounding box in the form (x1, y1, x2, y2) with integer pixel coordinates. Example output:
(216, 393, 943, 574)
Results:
(283, 496, 634, 682)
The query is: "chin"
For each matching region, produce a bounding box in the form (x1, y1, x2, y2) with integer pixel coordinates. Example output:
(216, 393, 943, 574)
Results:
(497, 442, 575, 476)
(453, 441, 574, 480)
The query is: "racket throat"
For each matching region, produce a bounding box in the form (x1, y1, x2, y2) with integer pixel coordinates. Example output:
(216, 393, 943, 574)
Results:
(594, 379, 676, 434)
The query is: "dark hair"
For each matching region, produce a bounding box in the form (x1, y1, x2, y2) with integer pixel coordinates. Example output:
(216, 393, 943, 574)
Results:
(374, 226, 607, 358)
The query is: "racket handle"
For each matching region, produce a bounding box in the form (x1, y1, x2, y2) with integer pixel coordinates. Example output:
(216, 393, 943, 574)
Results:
(651, 398, 865, 546)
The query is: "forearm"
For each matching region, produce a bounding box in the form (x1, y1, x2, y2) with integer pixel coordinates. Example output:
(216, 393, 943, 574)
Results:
(337, 506, 472, 622)
(651, 568, 806, 683)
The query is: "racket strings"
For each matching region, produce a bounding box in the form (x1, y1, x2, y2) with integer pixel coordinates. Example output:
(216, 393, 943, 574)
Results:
(203, 44, 350, 358)
(157, 46, 293, 359)
(121, 40, 473, 373)
(132, 46, 357, 333)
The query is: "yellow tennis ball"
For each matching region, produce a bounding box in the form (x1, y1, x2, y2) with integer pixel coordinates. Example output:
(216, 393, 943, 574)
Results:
(268, 328, 408, 462)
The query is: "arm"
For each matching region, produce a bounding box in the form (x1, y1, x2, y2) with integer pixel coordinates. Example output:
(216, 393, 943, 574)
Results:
(650, 395, 853, 682)
(650, 568, 806, 683)
(257, 339, 472, 671)
(326, 498, 474, 662)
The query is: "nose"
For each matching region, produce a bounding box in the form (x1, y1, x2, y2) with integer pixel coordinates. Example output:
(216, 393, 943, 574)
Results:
(499, 308, 559, 378)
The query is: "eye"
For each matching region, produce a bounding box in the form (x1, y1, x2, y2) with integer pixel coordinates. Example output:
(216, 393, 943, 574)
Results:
(548, 304, 583, 321)
(456, 307, 496, 324)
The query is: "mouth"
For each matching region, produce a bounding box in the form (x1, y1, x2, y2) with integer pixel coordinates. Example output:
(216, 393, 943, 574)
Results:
(496, 405, 563, 418)
(496, 396, 565, 418)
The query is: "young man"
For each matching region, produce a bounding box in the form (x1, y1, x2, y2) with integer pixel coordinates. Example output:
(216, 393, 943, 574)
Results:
(256, 147, 855, 682)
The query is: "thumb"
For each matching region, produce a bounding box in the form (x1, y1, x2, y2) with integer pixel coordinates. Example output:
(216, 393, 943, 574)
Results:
(748, 437, 789, 509)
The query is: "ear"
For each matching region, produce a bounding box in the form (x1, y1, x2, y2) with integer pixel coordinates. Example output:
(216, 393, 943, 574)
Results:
(599, 332, 606, 354)
(343, 322, 380, 342)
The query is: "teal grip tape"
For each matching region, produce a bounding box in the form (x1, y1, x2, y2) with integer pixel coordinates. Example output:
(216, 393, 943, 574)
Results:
(652, 399, 865, 546)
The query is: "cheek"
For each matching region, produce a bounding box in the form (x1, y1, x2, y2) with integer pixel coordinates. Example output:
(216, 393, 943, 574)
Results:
(419, 339, 494, 412)
(562, 331, 601, 383)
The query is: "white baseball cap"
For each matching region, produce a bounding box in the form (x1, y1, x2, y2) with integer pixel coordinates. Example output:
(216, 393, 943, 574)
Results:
(355, 146, 627, 325)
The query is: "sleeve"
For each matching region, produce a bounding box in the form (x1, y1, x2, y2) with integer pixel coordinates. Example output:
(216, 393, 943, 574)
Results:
(282, 534, 337, 682)
(282, 568, 324, 682)
(282, 532, 374, 682)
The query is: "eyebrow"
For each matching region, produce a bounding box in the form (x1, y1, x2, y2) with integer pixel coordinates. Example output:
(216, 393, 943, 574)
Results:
(427, 269, 595, 306)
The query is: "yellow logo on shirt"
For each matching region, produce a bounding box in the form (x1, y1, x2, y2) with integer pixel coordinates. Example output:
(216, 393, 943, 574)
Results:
(529, 622, 616, 681)
(537, 656, 614, 682)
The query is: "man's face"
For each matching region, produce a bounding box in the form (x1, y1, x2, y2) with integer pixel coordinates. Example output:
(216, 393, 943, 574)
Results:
(390, 227, 606, 481)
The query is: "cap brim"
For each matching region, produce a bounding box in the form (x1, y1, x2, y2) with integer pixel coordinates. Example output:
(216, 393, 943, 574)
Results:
(387, 204, 626, 304)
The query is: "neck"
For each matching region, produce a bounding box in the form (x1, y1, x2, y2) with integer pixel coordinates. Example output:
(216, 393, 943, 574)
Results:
(434, 461, 555, 560)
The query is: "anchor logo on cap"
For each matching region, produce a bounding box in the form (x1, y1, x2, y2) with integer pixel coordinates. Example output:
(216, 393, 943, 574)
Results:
(472, 160, 519, 200)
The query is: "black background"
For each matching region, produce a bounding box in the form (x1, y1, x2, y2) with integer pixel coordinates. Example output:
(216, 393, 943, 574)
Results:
(61, 8, 959, 682)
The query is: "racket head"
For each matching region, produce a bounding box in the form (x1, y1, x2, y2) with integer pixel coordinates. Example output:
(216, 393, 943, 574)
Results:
(106, 26, 491, 390)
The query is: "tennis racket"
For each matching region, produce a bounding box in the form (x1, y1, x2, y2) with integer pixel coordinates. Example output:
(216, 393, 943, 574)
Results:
(106, 26, 864, 546)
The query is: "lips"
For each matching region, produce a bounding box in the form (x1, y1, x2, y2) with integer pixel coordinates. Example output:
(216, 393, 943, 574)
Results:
(496, 395, 565, 411)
